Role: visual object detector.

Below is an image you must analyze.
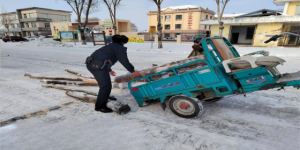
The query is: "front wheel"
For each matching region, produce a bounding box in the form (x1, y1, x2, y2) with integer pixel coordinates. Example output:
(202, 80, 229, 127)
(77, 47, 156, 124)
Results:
(169, 95, 203, 118)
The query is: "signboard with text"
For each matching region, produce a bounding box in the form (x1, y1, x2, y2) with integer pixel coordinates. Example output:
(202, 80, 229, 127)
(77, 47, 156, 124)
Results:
(92, 31, 107, 46)
(60, 31, 74, 41)
(149, 26, 156, 33)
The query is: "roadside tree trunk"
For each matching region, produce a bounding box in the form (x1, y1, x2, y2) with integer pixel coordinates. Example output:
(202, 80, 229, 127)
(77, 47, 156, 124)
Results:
(215, 0, 230, 36)
(157, 4, 163, 48)
(151, 0, 164, 49)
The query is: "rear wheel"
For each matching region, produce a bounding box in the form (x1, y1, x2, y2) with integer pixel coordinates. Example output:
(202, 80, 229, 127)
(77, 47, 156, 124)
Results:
(169, 95, 203, 118)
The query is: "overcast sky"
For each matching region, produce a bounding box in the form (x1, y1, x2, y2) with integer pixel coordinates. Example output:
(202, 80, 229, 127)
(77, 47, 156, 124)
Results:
(1, 0, 284, 31)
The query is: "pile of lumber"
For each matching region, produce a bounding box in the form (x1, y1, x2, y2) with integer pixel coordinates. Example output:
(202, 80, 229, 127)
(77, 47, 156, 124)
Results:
(114, 55, 205, 83)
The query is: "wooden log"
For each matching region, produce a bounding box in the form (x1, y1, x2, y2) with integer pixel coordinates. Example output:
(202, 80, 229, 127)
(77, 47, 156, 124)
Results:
(65, 69, 94, 79)
(43, 85, 129, 114)
(24, 73, 83, 81)
(25, 73, 98, 83)
(114, 55, 204, 83)
(43, 80, 98, 86)
(42, 85, 97, 96)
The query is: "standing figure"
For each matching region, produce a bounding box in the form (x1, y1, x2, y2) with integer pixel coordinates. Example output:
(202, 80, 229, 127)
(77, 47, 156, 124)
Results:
(86, 35, 140, 113)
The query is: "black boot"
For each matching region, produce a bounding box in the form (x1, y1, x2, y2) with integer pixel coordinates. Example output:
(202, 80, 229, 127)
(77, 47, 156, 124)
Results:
(108, 95, 117, 100)
(95, 107, 113, 113)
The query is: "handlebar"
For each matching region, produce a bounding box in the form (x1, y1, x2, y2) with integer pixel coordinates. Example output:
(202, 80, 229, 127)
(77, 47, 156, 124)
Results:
(264, 32, 300, 43)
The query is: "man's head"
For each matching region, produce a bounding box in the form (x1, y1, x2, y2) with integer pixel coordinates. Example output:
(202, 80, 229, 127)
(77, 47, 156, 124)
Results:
(112, 35, 129, 45)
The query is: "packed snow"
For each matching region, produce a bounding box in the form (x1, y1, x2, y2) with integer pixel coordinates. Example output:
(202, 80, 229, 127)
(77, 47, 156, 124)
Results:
(0, 40, 300, 150)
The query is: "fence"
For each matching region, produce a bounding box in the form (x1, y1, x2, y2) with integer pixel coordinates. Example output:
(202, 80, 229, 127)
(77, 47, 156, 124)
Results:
(138, 30, 208, 42)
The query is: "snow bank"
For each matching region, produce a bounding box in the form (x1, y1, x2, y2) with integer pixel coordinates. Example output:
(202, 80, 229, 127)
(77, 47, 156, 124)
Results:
(15, 40, 100, 49)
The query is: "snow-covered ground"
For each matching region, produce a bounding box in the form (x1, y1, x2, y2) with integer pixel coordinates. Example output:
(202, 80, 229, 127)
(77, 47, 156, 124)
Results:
(0, 40, 299, 150)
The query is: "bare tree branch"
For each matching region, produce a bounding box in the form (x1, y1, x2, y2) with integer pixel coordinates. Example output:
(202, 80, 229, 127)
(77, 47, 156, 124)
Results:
(102, 0, 122, 34)
(63, 0, 100, 45)
(0, 7, 14, 40)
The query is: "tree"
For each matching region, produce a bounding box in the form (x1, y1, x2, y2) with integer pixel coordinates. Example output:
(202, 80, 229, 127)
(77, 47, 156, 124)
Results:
(0, 7, 13, 41)
(130, 23, 138, 32)
(102, 0, 122, 35)
(75, 17, 101, 22)
(150, 0, 163, 49)
(215, 0, 230, 36)
(64, 0, 100, 45)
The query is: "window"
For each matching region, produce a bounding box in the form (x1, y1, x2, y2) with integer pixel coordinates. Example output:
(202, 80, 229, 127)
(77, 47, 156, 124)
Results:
(205, 25, 207, 29)
(33, 31, 38, 36)
(206, 15, 208, 19)
(25, 23, 29, 28)
(246, 27, 255, 39)
(17, 23, 20, 28)
(160, 16, 163, 22)
(43, 13, 48, 18)
(164, 33, 170, 38)
(44, 23, 50, 28)
(165, 24, 170, 30)
(296, 5, 300, 15)
(23, 14, 27, 18)
(11, 24, 15, 28)
(176, 15, 182, 21)
(61, 15, 67, 21)
(29, 13, 34, 18)
(209, 25, 211, 30)
(31, 22, 37, 28)
(210, 16, 212, 19)
(175, 24, 181, 29)
(16, 15, 18, 19)
(9, 15, 14, 20)
(165, 15, 171, 21)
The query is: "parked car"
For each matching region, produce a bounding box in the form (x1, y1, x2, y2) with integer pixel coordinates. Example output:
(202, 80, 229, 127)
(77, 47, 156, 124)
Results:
(24, 36, 39, 41)
(2, 36, 28, 42)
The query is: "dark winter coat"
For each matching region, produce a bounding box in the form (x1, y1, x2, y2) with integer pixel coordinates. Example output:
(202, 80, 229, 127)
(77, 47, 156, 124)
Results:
(90, 42, 135, 73)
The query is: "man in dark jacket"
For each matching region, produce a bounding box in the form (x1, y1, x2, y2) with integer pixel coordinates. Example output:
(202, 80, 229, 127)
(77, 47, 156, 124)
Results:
(86, 35, 140, 113)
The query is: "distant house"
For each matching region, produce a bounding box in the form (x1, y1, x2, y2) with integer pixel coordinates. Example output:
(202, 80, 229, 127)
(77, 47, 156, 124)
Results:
(0, 7, 71, 37)
(147, 5, 215, 39)
(200, 0, 300, 47)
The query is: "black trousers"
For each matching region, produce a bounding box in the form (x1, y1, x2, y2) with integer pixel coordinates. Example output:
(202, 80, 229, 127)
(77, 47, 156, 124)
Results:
(87, 64, 112, 109)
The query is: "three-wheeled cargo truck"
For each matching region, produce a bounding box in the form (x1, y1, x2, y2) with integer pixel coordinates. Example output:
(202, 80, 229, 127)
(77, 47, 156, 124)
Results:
(128, 35, 300, 118)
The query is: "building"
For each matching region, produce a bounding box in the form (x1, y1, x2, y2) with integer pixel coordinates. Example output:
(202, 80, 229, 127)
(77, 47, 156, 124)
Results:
(0, 12, 21, 36)
(50, 19, 133, 41)
(201, 0, 300, 47)
(274, 0, 300, 46)
(147, 5, 215, 39)
(1, 7, 71, 37)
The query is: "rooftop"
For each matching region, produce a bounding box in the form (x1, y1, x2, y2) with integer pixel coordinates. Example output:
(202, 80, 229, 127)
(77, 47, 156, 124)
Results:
(16, 7, 72, 13)
(214, 13, 246, 18)
(161, 5, 199, 11)
(273, 0, 299, 6)
(200, 15, 300, 25)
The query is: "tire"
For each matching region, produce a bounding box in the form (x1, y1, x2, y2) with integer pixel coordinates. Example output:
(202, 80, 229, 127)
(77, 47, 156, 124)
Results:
(169, 95, 203, 118)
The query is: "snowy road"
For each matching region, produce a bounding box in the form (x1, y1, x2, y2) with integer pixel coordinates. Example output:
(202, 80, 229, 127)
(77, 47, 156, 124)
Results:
(0, 41, 300, 150)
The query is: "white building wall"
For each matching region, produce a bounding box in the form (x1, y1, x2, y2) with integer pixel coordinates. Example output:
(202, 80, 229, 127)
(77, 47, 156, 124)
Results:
(231, 26, 255, 44)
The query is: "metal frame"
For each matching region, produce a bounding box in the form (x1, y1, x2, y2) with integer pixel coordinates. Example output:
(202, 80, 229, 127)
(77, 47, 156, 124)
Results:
(92, 31, 107, 46)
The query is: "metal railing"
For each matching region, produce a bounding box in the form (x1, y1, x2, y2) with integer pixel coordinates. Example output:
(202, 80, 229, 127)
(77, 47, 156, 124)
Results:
(138, 31, 207, 42)
(19, 18, 52, 22)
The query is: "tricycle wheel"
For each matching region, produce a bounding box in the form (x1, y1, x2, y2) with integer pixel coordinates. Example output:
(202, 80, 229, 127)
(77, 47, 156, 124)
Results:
(169, 95, 203, 118)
